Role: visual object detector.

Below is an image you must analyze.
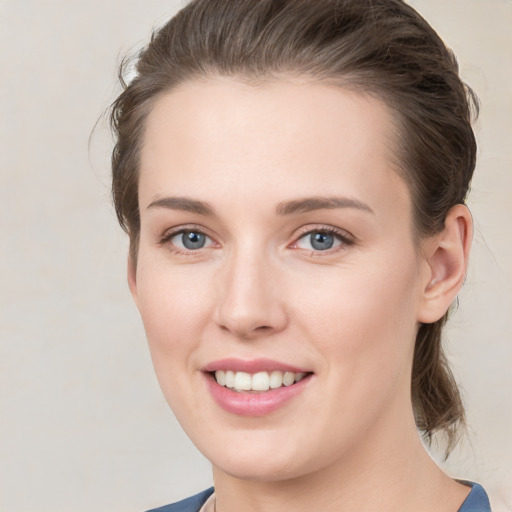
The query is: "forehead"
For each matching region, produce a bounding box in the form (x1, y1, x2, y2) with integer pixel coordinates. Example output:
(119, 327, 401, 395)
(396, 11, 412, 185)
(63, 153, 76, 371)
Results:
(139, 77, 410, 220)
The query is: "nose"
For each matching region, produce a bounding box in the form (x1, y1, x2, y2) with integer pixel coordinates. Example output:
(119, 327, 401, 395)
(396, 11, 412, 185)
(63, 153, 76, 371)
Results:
(214, 248, 288, 340)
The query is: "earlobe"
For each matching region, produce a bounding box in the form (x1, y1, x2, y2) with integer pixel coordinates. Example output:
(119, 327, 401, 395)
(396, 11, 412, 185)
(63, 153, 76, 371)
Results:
(418, 204, 473, 324)
(127, 254, 139, 308)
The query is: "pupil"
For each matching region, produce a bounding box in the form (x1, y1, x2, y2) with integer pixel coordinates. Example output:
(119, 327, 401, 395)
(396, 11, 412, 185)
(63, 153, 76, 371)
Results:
(311, 232, 334, 250)
(182, 231, 205, 249)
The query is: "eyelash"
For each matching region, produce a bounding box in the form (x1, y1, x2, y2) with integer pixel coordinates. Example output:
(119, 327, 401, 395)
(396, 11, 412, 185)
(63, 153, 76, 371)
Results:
(291, 226, 354, 254)
(158, 225, 217, 255)
(158, 225, 354, 255)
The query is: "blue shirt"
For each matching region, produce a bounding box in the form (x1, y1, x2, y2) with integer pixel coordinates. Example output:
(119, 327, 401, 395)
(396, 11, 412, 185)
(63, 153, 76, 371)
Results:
(147, 482, 491, 512)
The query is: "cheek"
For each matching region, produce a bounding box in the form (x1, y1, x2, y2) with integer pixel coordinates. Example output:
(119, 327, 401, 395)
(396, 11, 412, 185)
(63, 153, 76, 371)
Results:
(284, 257, 420, 456)
(293, 251, 420, 385)
(134, 261, 216, 380)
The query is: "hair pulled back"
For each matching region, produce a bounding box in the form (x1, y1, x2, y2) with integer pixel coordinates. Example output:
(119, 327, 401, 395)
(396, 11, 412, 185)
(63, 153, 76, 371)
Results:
(110, 0, 478, 453)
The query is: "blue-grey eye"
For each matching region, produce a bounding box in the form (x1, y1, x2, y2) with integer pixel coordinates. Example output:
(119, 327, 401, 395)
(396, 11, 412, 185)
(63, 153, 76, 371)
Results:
(181, 231, 206, 249)
(295, 230, 344, 251)
(310, 232, 334, 250)
(169, 230, 212, 250)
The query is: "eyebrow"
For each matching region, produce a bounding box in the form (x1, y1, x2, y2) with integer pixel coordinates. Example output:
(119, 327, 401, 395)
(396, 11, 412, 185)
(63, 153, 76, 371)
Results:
(147, 196, 215, 216)
(276, 196, 374, 215)
(146, 195, 373, 216)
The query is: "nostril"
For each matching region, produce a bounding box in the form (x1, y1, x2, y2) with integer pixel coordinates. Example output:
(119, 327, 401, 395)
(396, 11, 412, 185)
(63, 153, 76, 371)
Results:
(218, 322, 275, 340)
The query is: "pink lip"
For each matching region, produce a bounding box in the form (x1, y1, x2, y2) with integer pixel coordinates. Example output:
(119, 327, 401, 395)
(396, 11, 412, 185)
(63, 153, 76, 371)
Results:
(203, 358, 309, 374)
(203, 359, 313, 416)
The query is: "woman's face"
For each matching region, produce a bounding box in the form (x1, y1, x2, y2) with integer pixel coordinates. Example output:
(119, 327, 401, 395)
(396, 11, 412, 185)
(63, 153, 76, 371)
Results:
(131, 77, 432, 481)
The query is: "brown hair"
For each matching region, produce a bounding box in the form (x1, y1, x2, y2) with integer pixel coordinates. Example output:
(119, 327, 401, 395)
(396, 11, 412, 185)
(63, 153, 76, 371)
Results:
(110, 0, 478, 453)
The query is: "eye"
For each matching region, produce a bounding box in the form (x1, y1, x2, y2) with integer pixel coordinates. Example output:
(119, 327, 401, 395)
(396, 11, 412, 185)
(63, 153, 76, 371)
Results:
(164, 229, 215, 251)
(293, 228, 351, 252)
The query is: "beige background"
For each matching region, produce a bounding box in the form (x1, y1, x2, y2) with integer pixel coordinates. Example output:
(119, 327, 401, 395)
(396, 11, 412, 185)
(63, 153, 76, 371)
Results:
(0, 1, 510, 511)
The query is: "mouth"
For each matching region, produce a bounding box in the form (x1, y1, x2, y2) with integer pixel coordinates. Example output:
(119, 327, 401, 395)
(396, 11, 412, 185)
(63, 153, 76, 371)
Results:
(210, 370, 311, 393)
(202, 359, 314, 416)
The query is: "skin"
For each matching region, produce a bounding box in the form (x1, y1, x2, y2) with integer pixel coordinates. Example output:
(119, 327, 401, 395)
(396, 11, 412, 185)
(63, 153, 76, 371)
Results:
(129, 77, 473, 512)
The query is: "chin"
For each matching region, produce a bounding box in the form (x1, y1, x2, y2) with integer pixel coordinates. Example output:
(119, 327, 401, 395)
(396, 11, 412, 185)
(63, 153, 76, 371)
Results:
(201, 431, 325, 483)
(214, 456, 306, 483)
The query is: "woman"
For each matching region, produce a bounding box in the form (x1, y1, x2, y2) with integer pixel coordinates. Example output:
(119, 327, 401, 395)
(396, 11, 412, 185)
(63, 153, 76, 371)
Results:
(110, 0, 491, 510)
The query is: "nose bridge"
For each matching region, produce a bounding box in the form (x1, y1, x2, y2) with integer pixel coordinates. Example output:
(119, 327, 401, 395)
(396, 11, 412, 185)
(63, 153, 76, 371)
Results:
(215, 241, 286, 338)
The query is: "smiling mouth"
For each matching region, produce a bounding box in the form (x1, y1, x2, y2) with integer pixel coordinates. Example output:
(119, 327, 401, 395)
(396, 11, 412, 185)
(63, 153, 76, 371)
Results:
(211, 370, 311, 393)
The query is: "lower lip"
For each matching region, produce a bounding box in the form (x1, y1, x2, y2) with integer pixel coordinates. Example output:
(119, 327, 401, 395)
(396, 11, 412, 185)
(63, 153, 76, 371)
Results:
(204, 373, 313, 416)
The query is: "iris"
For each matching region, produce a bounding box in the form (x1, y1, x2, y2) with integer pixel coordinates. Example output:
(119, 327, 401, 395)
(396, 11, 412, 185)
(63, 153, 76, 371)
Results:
(310, 232, 334, 250)
(182, 231, 206, 250)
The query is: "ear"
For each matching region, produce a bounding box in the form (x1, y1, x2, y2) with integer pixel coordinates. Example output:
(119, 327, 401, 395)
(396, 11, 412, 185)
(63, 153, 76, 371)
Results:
(127, 254, 139, 308)
(417, 204, 473, 324)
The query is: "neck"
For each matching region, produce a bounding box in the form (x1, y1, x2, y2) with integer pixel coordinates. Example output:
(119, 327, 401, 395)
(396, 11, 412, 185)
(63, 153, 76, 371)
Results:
(212, 409, 470, 512)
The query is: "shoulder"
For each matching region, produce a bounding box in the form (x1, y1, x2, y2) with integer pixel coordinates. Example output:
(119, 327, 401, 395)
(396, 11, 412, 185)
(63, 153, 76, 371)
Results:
(458, 482, 492, 512)
(143, 483, 492, 512)
(145, 488, 215, 512)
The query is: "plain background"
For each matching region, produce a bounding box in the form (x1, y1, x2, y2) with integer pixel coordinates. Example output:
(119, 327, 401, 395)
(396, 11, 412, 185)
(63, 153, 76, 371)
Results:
(0, 1, 510, 511)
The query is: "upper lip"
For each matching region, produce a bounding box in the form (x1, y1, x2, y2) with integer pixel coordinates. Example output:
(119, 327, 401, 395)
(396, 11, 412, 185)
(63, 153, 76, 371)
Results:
(203, 358, 311, 374)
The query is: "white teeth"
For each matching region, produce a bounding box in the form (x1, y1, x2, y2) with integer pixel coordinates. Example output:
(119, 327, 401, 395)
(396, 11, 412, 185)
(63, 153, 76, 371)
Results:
(282, 372, 295, 386)
(215, 370, 226, 386)
(251, 372, 270, 391)
(234, 371, 252, 391)
(225, 370, 235, 388)
(214, 370, 308, 392)
(269, 370, 283, 389)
